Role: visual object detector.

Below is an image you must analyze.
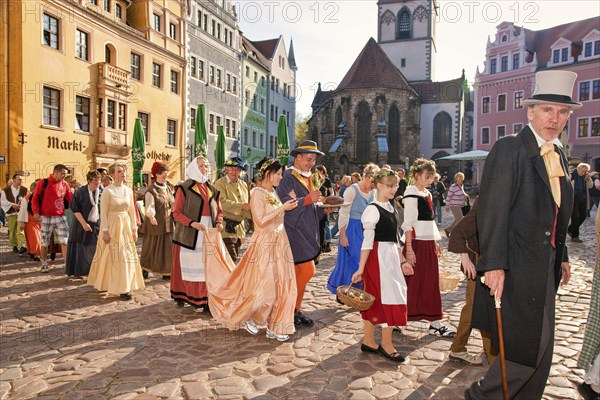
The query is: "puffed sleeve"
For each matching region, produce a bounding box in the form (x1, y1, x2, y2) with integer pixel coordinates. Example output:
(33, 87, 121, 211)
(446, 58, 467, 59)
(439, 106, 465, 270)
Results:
(250, 189, 284, 227)
(401, 188, 419, 232)
(360, 204, 380, 250)
(338, 184, 356, 229)
(17, 197, 28, 223)
(99, 188, 110, 232)
(144, 192, 156, 217)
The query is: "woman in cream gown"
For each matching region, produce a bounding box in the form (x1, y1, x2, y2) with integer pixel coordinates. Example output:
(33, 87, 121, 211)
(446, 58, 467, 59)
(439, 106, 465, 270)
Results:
(88, 163, 144, 299)
(209, 159, 299, 341)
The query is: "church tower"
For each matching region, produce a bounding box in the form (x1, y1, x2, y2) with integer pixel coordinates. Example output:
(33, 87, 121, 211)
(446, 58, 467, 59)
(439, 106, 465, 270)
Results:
(377, 0, 438, 82)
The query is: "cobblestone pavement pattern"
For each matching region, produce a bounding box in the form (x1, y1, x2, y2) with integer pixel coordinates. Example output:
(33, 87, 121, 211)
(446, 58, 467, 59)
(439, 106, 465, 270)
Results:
(0, 211, 597, 399)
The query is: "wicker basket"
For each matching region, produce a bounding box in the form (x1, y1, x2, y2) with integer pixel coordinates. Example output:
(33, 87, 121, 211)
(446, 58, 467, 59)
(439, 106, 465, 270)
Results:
(336, 285, 375, 311)
(439, 254, 462, 292)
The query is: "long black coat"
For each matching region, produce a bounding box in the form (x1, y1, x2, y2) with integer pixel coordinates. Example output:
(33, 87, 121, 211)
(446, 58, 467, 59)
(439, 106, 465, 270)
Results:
(472, 126, 573, 367)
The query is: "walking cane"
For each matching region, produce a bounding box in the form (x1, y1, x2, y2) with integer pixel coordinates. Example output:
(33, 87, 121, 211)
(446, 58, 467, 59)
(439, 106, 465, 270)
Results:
(495, 292, 509, 400)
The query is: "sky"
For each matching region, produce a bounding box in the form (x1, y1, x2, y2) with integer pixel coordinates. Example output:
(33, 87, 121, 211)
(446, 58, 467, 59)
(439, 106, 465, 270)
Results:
(236, 0, 599, 118)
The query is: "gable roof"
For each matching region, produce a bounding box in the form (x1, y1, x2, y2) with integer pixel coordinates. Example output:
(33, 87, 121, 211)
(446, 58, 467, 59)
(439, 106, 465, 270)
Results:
(242, 36, 271, 71)
(525, 17, 599, 66)
(251, 37, 280, 60)
(338, 37, 414, 92)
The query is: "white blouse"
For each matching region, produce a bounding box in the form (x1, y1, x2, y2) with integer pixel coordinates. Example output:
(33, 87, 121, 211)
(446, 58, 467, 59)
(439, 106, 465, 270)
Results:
(401, 185, 441, 241)
(360, 200, 400, 250)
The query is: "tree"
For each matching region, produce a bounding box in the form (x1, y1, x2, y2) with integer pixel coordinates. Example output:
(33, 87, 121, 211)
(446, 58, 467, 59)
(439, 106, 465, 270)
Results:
(295, 113, 309, 144)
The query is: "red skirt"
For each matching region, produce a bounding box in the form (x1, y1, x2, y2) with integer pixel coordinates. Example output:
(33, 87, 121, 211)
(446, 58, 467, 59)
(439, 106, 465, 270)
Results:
(360, 242, 408, 327)
(170, 244, 208, 306)
(404, 239, 442, 321)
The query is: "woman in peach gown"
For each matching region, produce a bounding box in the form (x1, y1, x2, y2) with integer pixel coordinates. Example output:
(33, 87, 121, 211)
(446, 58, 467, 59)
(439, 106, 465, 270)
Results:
(209, 159, 299, 341)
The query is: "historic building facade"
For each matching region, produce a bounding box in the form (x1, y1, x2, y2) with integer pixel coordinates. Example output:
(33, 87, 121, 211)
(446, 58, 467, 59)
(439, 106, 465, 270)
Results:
(309, 0, 468, 179)
(2, 0, 187, 184)
(309, 39, 421, 177)
(240, 36, 270, 170)
(186, 0, 241, 168)
(474, 18, 600, 169)
(251, 36, 298, 161)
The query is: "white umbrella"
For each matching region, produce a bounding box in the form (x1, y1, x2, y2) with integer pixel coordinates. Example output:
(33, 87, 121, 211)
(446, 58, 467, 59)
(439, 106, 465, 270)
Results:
(438, 150, 489, 161)
(438, 150, 489, 184)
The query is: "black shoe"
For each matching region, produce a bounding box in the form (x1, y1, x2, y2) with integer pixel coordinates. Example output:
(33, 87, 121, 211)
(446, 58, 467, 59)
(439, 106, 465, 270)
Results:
(578, 382, 600, 400)
(377, 345, 406, 363)
(162, 275, 170, 281)
(176, 300, 185, 307)
(393, 327, 403, 335)
(120, 292, 132, 300)
(142, 271, 149, 279)
(360, 343, 379, 354)
(18, 247, 27, 254)
(294, 311, 314, 326)
(12, 246, 18, 253)
(203, 304, 211, 316)
(33, 257, 40, 261)
(50, 253, 56, 261)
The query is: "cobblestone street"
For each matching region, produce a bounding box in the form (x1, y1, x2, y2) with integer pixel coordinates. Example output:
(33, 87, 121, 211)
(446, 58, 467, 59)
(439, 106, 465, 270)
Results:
(0, 211, 597, 399)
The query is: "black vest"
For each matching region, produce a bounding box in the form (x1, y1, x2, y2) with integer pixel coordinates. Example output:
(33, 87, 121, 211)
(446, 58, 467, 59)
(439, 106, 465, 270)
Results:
(372, 204, 397, 242)
(402, 194, 434, 221)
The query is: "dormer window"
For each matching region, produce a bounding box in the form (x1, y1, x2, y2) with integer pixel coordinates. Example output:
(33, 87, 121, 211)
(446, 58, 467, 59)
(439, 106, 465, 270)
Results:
(501, 34, 508, 43)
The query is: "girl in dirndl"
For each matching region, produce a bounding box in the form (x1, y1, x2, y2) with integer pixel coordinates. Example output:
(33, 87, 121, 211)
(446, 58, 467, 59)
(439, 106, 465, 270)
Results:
(352, 169, 413, 363)
(402, 159, 455, 337)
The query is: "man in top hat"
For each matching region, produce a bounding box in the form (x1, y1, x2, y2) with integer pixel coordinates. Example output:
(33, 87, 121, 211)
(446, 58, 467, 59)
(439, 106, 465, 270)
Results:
(277, 140, 333, 327)
(214, 157, 251, 262)
(466, 70, 577, 399)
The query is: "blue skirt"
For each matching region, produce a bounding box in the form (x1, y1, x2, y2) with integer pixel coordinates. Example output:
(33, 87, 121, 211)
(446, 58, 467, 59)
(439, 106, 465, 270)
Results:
(327, 218, 364, 294)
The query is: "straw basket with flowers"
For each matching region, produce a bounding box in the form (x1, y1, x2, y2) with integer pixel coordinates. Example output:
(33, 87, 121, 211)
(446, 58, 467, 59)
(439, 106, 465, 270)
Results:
(336, 285, 375, 311)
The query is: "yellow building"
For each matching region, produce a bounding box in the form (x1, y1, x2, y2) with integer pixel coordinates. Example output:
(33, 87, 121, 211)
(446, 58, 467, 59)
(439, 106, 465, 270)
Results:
(1, 0, 187, 186)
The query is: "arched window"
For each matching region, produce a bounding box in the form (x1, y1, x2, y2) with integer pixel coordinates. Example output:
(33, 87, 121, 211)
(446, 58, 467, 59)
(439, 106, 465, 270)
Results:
(355, 101, 371, 161)
(388, 105, 400, 161)
(433, 112, 452, 148)
(397, 8, 411, 39)
(335, 106, 343, 133)
(105, 43, 117, 65)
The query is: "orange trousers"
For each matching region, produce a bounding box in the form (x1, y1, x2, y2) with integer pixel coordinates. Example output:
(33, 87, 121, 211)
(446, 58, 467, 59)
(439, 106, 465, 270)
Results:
(294, 260, 316, 311)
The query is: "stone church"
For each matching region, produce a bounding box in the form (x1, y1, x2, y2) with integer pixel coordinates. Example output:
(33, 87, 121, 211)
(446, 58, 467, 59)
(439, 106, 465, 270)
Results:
(309, 0, 471, 178)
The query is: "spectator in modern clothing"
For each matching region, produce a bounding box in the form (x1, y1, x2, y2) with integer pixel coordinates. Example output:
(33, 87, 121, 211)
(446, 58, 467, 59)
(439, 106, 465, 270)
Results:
(316, 165, 334, 253)
(350, 172, 361, 184)
(1, 174, 27, 253)
(32, 164, 73, 272)
(429, 173, 446, 224)
(568, 163, 593, 242)
(589, 171, 600, 214)
(444, 172, 467, 236)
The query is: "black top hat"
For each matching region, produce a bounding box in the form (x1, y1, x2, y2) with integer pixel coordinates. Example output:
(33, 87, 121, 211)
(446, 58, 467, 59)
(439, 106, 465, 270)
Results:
(290, 140, 324, 157)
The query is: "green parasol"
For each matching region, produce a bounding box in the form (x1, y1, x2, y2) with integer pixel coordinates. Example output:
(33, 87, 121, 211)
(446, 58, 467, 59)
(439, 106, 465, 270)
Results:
(216, 125, 226, 172)
(277, 114, 290, 165)
(194, 104, 208, 158)
(131, 118, 146, 188)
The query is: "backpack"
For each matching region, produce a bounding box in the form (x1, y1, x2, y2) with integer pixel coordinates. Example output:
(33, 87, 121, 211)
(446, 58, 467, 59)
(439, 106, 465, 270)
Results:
(27, 179, 70, 215)
(28, 179, 49, 215)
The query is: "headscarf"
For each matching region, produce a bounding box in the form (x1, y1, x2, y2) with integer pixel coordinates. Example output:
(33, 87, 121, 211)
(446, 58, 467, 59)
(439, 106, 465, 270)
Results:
(186, 157, 210, 183)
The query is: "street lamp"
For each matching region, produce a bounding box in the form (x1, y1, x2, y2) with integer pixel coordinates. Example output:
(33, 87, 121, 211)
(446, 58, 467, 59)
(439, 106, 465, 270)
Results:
(246, 147, 252, 159)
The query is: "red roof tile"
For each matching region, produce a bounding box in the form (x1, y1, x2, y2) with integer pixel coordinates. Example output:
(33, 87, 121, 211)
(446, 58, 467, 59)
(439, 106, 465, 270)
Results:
(338, 37, 414, 91)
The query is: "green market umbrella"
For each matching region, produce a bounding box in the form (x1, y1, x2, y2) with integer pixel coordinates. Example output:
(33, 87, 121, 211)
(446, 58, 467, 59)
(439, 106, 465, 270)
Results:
(194, 104, 208, 158)
(215, 125, 226, 172)
(277, 115, 290, 165)
(131, 118, 146, 188)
